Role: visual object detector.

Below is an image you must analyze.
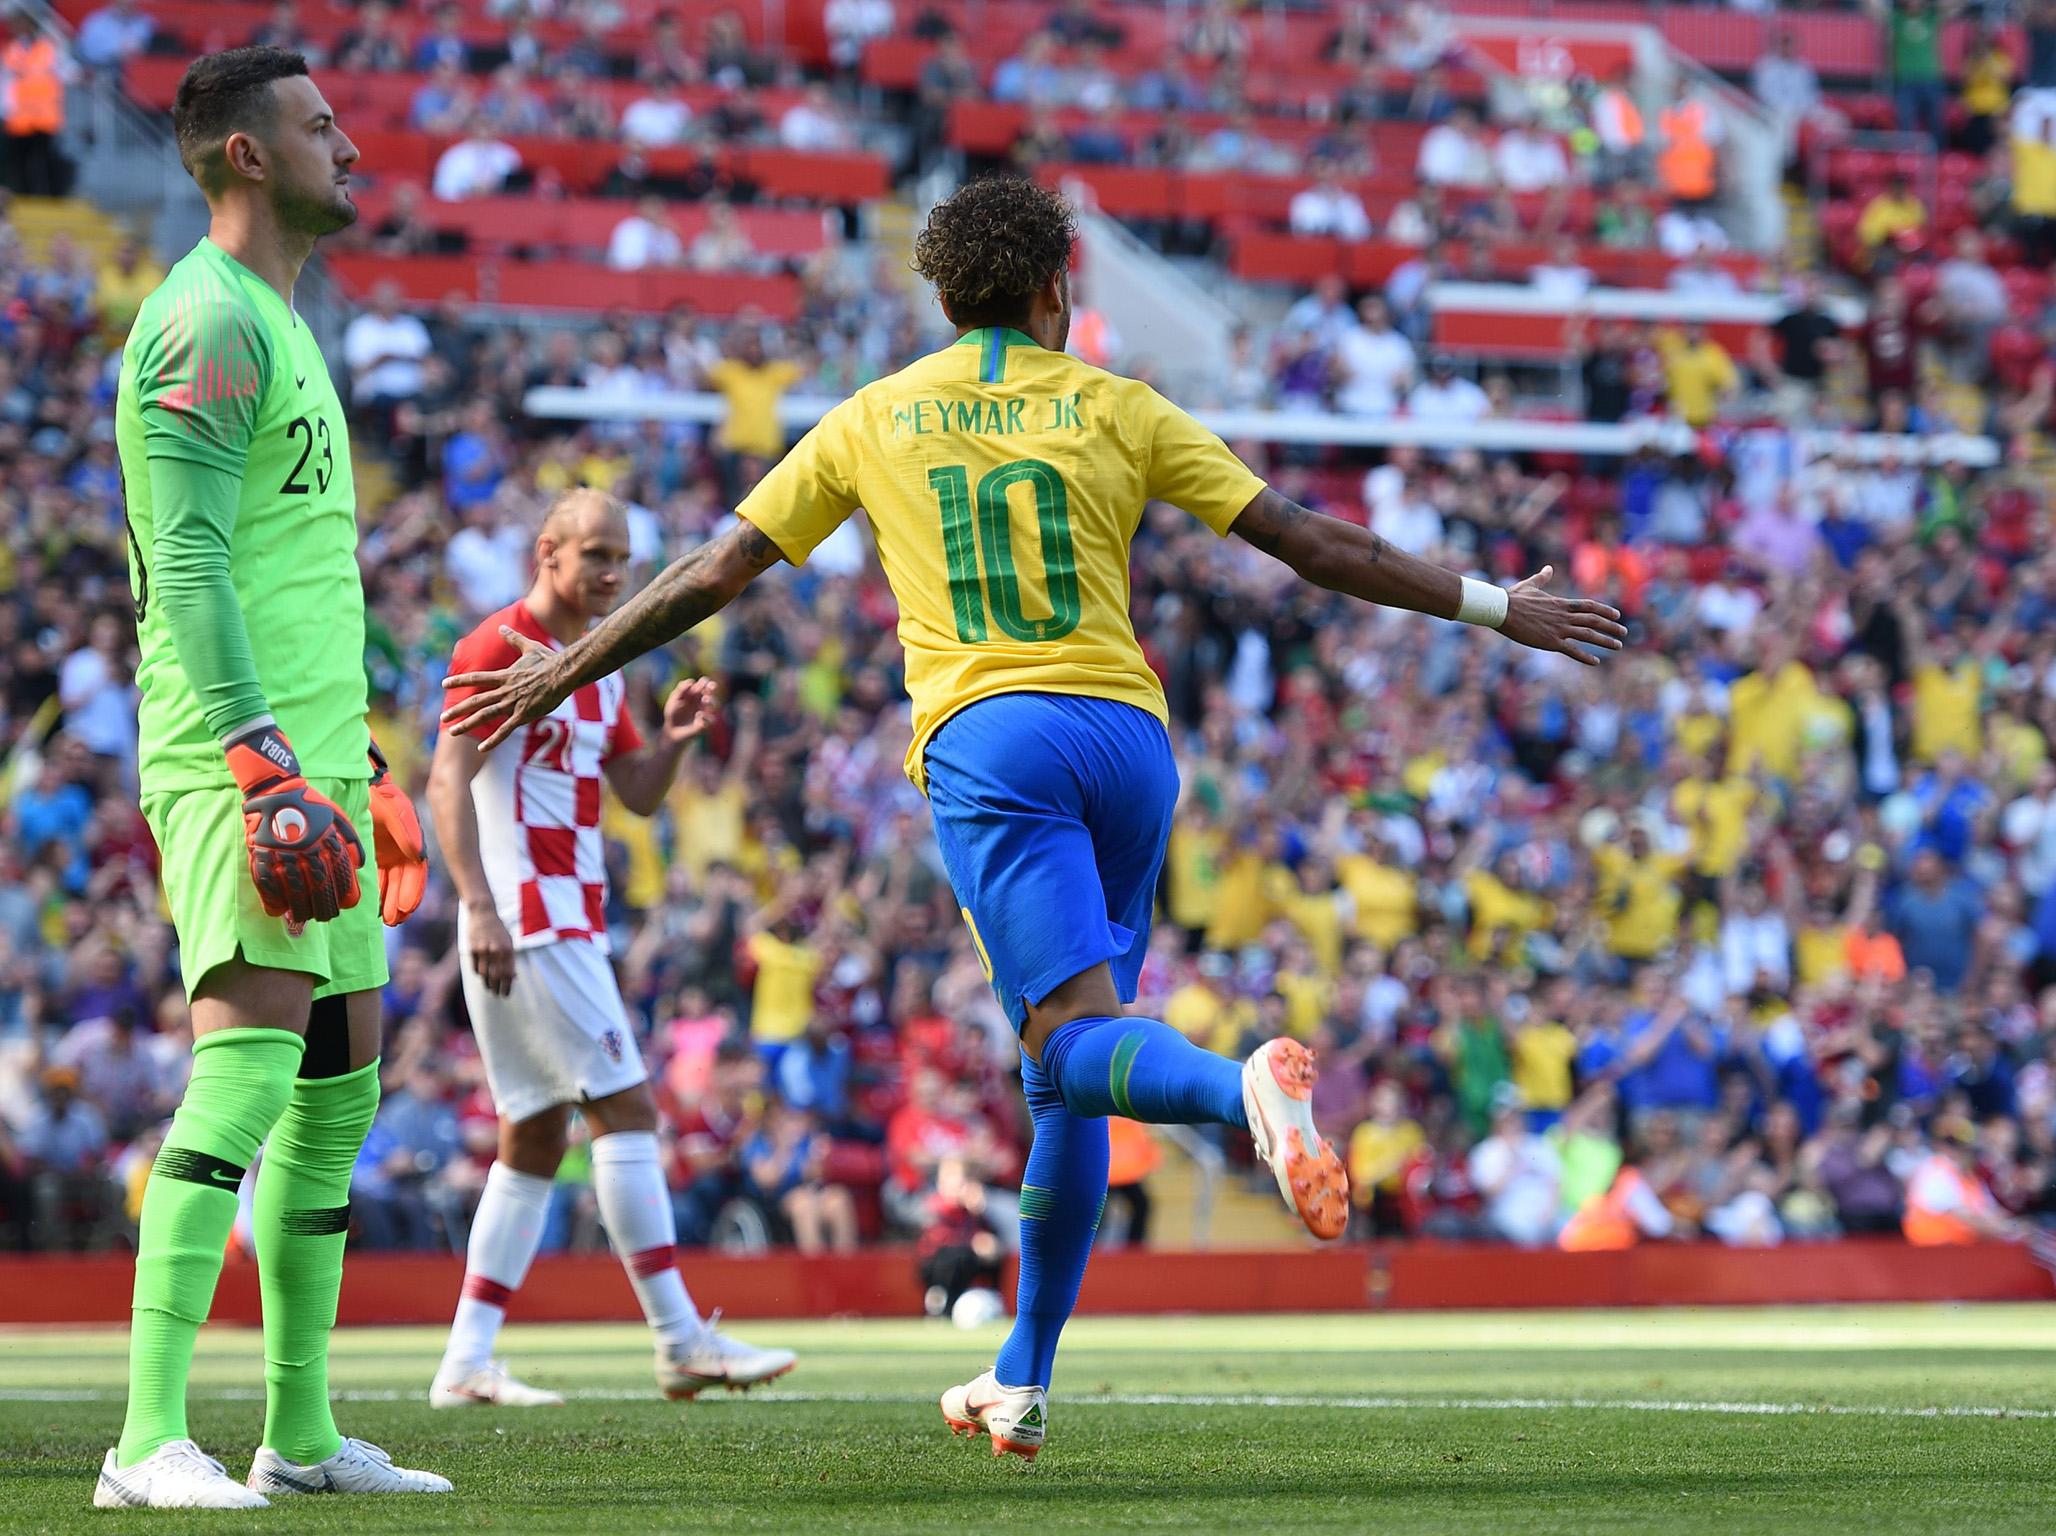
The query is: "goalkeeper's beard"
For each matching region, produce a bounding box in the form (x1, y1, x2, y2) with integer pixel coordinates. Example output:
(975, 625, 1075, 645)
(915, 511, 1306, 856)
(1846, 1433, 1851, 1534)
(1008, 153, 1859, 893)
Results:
(275, 177, 358, 240)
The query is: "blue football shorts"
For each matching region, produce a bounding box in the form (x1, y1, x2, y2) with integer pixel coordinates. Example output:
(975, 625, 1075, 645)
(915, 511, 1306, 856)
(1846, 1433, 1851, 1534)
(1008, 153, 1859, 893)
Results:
(923, 691, 1179, 1033)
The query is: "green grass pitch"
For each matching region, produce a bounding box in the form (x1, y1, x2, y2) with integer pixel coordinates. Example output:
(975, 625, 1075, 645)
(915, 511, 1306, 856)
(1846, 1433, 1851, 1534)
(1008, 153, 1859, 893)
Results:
(6, 1306, 2056, 1533)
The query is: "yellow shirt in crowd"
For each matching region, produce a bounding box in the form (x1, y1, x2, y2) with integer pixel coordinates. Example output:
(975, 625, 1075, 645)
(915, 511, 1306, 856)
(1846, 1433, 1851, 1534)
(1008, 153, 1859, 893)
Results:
(1857, 189, 1926, 249)
(1464, 868, 1552, 960)
(1726, 660, 1821, 780)
(1165, 821, 1223, 933)
(1337, 852, 1418, 949)
(1671, 775, 1754, 878)
(1349, 1118, 1425, 1197)
(746, 930, 821, 1043)
(1657, 332, 1737, 428)
(708, 357, 805, 460)
(1593, 843, 1687, 960)
(1164, 981, 1253, 1056)
(1510, 1020, 1577, 1112)
(1911, 661, 1981, 763)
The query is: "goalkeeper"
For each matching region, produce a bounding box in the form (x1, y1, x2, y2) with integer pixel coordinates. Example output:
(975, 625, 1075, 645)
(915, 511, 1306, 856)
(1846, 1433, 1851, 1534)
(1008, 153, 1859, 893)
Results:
(94, 47, 445, 1510)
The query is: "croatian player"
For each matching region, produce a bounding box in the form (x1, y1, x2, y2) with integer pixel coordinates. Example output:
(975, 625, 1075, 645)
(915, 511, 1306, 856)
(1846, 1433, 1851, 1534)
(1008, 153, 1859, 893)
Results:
(429, 489, 796, 1407)
(99, 49, 445, 1507)
(441, 179, 1625, 1459)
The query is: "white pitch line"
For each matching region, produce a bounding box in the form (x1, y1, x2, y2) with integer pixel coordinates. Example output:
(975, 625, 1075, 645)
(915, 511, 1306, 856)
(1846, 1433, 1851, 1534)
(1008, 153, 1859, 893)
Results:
(3, 1388, 2053, 1421)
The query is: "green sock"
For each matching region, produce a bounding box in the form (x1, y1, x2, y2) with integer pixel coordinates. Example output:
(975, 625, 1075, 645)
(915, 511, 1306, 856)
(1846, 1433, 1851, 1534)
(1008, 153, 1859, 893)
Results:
(118, 1028, 304, 1468)
(254, 1057, 380, 1466)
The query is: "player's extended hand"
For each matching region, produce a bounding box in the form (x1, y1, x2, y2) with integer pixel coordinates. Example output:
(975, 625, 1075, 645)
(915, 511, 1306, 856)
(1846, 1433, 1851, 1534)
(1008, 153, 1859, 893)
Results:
(367, 738, 428, 927)
(225, 723, 365, 926)
(1497, 566, 1629, 666)
(465, 904, 516, 997)
(661, 677, 719, 746)
(440, 626, 568, 752)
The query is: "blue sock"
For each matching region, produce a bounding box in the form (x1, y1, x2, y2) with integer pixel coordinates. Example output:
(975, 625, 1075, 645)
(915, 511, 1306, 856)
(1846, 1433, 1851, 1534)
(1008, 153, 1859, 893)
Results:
(993, 1055, 1107, 1391)
(1038, 1015, 1247, 1128)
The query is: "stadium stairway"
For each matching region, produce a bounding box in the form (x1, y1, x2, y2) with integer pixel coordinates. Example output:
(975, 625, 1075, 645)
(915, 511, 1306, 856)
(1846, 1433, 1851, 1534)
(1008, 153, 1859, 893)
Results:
(11, 196, 127, 264)
(864, 196, 930, 311)
(351, 436, 398, 514)
(1138, 1130, 1309, 1250)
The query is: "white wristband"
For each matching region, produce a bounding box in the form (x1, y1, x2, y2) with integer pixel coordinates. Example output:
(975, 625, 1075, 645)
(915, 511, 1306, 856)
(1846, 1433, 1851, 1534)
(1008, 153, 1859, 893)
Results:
(1456, 576, 1509, 630)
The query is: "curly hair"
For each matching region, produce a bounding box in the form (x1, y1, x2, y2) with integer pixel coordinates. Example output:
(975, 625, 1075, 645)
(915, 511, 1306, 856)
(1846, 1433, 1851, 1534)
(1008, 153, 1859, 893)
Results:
(911, 176, 1076, 329)
(173, 47, 309, 193)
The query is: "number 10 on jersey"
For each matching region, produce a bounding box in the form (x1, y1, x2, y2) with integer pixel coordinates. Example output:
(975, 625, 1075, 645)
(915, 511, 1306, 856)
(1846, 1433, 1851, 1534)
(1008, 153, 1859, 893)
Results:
(928, 457, 1080, 644)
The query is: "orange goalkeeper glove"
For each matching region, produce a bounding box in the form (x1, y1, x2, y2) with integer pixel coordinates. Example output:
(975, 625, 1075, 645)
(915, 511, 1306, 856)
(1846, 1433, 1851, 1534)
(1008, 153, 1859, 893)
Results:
(224, 722, 364, 926)
(367, 737, 427, 926)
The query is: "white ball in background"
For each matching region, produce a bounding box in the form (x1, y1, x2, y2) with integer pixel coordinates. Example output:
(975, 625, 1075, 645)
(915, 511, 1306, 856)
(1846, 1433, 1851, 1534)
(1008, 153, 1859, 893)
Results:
(950, 1288, 1007, 1330)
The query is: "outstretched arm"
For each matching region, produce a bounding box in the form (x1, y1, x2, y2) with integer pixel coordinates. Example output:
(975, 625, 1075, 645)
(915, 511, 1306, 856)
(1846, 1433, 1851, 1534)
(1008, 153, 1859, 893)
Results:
(1227, 487, 1627, 664)
(442, 521, 783, 750)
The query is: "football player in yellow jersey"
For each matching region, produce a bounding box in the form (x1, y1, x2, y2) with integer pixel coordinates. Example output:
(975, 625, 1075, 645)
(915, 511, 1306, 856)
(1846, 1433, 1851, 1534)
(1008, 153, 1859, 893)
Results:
(443, 177, 1626, 1459)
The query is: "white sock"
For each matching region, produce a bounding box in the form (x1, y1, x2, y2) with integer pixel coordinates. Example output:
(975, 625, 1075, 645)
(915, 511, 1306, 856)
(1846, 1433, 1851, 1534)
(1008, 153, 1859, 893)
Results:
(441, 1161, 553, 1374)
(591, 1130, 701, 1348)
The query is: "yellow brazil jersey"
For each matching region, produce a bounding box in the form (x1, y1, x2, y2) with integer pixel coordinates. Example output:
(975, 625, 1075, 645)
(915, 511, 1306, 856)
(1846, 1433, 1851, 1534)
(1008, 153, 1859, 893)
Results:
(1510, 1020, 1576, 1111)
(1593, 843, 1684, 960)
(1165, 820, 1223, 932)
(1671, 709, 1722, 762)
(1993, 712, 2048, 788)
(1348, 1118, 1424, 1197)
(1795, 921, 1851, 987)
(1671, 775, 1754, 878)
(1726, 660, 1819, 780)
(2017, 137, 2056, 219)
(1463, 868, 1551, 960)
(746, 929, 821, 1043)
(1205, 848, 1270, 950)
(1911, 661, 1982, 763)
(1263, 864, 1346, 974)
(1337, 852, 1418, 949)
(738, 328, 1266, 789)
(1276, 968, 1331, 1038)
(709, 358, 806, 460)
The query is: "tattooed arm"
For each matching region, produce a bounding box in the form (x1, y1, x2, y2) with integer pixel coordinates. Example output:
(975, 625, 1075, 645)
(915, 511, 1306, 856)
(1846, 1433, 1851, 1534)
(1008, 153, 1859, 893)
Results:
(1227, 486, 1628, 665)
(1229, 486, 1464, 618)
(441, 520, 785, 750)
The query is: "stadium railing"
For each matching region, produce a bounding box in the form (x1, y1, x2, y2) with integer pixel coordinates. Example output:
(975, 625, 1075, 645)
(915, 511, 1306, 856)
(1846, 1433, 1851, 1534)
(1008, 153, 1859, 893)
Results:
(520, 386, 2000, 465)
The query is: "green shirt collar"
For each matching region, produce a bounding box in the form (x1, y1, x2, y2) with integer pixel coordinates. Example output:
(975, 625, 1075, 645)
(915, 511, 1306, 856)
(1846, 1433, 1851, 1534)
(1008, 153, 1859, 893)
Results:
(950, 326, 1038, 349)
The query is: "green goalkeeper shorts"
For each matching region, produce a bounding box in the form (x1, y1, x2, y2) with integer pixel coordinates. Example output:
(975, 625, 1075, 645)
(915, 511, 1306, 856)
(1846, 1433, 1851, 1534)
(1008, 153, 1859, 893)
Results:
(142, 776, 388, 1003)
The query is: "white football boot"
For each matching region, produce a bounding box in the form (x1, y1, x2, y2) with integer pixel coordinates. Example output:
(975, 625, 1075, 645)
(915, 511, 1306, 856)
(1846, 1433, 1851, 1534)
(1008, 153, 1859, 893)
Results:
(1242, 1037, 1349, 1240)
(94, 1440, 270, 1510)
(655, 1313, 797, 1400)
(246, 1437, 452, 1496)
(940, 1369, 1046, 1461)
(430, 1358, 566, 1408)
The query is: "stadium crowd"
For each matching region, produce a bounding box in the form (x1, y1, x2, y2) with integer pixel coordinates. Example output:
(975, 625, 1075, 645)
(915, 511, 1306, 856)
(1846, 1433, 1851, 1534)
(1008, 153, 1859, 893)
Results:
(7, 1, 2056, 1273)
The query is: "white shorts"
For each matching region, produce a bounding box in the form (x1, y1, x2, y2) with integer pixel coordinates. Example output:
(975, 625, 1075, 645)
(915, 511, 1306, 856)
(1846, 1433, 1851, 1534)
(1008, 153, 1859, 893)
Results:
(460, 935, 646, 1124)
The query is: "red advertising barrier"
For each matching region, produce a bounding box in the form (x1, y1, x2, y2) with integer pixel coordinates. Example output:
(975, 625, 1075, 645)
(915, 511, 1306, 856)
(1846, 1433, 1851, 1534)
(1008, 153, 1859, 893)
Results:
(0, 1241, 2045, 1327)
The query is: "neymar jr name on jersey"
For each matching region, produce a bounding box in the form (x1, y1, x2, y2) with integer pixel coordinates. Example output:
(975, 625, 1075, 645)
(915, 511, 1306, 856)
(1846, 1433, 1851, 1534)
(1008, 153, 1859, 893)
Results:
(891, 392, 1087, 439)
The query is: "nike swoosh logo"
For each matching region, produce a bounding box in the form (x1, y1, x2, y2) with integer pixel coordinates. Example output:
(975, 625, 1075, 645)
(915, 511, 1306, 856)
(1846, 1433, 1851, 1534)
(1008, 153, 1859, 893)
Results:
(263, 1467, 334, 1494)
(205, 1167, 242, 1189)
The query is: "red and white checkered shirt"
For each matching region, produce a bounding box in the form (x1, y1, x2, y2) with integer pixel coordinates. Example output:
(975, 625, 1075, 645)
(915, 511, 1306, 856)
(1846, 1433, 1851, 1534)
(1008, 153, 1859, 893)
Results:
(446, 601, 642, 951)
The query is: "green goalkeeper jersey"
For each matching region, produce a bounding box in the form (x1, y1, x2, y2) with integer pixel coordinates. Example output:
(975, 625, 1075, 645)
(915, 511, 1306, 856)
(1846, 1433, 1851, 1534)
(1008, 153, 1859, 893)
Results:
(116, 238, 367, 793)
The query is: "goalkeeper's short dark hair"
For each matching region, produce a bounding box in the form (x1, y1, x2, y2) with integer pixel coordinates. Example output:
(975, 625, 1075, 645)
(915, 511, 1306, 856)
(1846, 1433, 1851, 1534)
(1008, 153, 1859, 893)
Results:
(173, 46, 310, 193)
(912, 176, 1077, 330)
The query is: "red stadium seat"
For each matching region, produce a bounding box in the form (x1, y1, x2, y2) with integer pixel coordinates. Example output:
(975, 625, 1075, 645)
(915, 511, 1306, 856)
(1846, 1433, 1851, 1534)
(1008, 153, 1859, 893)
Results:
(2004, 267, 2054, 321)
(325, 253, 483, 305)
(728, 148, 890, 204)
(1990, 325, 2046, 392)
(1230, 232, 1342, 286)
(1034, 165, 1178, 222)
